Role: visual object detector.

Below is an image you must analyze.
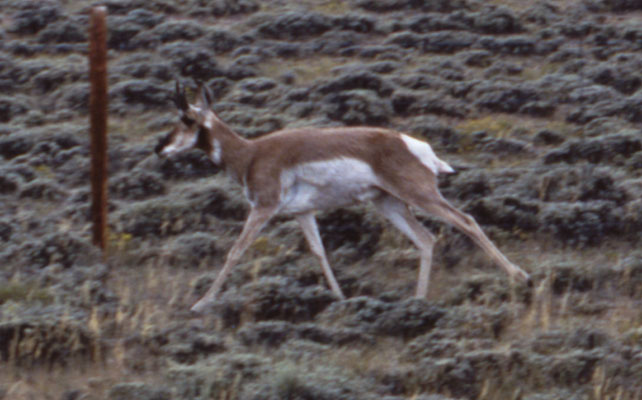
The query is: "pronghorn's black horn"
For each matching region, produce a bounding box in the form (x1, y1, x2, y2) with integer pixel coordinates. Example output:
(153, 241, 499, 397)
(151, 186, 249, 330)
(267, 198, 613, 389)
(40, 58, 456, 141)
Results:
(174, 80, 188, 111)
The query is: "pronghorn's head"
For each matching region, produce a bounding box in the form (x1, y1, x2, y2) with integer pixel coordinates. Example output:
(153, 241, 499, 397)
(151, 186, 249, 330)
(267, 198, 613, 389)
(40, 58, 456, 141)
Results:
(155, 81, 219, 160)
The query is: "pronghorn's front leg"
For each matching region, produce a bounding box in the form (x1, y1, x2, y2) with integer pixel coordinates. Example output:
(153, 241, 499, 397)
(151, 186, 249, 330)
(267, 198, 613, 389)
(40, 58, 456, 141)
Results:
(297, 212, 345, 299)
(191, 206, 277, 313)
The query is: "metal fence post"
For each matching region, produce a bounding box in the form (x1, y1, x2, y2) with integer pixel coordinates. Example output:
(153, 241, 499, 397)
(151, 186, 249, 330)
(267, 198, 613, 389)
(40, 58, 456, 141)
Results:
(89, 6, 108, 251)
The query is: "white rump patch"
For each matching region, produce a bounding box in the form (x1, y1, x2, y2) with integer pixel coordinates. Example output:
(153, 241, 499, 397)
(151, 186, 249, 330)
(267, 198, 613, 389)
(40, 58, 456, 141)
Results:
(401, 134, 454, 175)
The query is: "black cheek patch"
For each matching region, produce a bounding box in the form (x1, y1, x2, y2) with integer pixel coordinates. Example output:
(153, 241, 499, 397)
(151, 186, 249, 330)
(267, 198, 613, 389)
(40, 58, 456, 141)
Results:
(196, 127, 213, 154)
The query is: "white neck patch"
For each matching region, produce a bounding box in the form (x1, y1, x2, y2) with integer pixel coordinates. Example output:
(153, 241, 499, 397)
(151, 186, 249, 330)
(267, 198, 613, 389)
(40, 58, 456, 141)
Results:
(211, 139, 222, 164)
(204, 112, 215, 130)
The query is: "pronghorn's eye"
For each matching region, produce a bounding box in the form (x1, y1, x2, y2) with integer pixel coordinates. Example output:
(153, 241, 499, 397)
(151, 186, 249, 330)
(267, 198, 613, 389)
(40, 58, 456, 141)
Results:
(181, 115, 196, 126)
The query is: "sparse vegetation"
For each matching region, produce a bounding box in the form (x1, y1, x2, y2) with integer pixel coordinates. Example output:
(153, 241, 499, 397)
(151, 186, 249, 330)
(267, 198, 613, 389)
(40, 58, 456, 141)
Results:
(259, 55, 352, 86)
(1, 0, 642, 398)
(0, 281, 53, 305)
(456, 115, 514, 138)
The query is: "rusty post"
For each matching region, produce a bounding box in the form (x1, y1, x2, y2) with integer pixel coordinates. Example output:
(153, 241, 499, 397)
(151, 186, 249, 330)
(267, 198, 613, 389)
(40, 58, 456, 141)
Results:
(89, 6, 108, 251)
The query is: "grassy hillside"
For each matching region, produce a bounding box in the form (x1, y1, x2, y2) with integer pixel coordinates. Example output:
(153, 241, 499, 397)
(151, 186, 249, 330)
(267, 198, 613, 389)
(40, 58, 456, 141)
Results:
(1, 0, 641, 399)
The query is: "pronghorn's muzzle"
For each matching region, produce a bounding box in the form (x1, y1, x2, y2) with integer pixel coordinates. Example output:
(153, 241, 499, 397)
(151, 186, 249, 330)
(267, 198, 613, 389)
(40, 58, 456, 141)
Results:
(154, 132, 172, 156)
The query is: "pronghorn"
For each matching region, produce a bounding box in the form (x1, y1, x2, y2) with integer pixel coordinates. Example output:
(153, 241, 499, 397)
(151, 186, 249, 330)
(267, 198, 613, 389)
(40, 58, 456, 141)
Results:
(155, 82, 530, 313)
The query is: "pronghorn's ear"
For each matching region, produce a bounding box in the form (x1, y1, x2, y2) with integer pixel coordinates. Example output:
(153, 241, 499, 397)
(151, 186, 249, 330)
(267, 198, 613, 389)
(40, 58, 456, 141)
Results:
(193, 83, 212, 110)
(199, 84, 214, 109)
(174, 80, 189, 112)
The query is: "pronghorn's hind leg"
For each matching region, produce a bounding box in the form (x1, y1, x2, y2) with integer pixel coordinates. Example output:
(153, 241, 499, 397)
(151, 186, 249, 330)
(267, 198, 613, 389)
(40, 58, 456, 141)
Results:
(373, 194, 436, 298)
(422, 196, 530, 282)
(379, 169, 530, 285)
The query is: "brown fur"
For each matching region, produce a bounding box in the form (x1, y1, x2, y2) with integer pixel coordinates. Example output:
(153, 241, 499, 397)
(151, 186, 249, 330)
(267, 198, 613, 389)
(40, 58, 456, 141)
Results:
(195, 119, 436, 208)
(156, 84, 530, 313)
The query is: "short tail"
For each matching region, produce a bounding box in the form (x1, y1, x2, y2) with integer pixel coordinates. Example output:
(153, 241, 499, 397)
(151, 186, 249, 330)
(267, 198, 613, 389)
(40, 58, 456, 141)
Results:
(436, 158, 454, 175)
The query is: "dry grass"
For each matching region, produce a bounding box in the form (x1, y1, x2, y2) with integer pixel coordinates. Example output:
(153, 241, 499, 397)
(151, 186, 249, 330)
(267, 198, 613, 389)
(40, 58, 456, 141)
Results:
(308, 0, 353, 14)
(59, 0, 107, 14)
(511, 243, 642, 334)
(1, 362, 165, 400)
(456, 115, 515, 138)
(520, 62, 562, 81)
(455, 113, 581, 142)
(108, 112, 168, 141)
(487, 0, 580, 12)
(260, 0, 352, 14)
(2, 234, 641, 399)
(0, 257, 201, 399)
(323, 336, 404, 373)
(0, 280, 53, 306)
(258, 56, 352, 86)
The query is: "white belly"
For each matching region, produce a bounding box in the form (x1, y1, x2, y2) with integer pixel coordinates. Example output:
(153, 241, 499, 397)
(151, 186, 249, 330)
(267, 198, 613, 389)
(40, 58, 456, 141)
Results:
(279, 158, 382, 214)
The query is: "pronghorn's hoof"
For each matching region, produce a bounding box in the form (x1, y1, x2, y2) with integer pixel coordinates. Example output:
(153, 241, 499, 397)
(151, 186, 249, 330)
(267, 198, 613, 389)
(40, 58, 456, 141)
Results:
(513, 268, 531, 285)
(190, 299, 212, 315)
